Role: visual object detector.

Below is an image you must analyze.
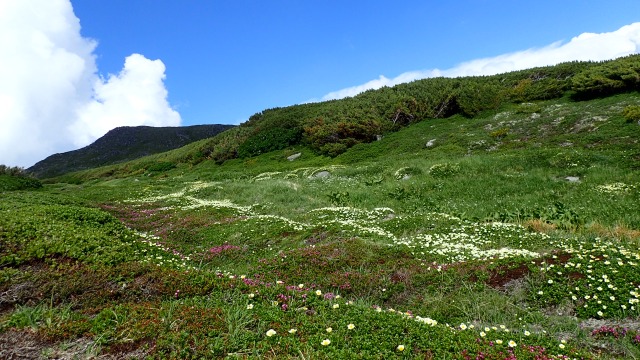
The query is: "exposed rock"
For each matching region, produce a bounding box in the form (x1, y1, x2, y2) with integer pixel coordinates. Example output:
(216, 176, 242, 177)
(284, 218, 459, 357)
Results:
(426, 139, 436, 147)
(382, 213, 396, 221)
(565, 176, 580, 182)
(313, 171, 331, 179)
(287, 152, 302, 161)
(376, 135, 384, 141)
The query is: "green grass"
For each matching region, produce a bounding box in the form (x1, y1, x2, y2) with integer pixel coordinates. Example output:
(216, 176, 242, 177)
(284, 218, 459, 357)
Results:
(1, 93, 640, 359)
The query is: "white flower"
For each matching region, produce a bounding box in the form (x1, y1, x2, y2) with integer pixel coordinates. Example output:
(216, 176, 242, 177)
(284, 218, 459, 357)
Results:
(246, 304, 254, 310)
(326, 327, 332, 333)
(347, 323, 355, 330)
(396, 344, 405, 351)
(321, 339, 331, 346)
(266, 329, 276, 337)
(288, 328, 297, 334)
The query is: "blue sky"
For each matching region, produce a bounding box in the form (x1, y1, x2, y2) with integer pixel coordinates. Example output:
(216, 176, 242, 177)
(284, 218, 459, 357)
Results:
(1, 0, 639, 167)
(71, 0, 640, 125)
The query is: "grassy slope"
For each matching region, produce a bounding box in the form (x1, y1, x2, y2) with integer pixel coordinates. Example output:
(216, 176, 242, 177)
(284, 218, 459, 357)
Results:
(1, 94, 640, 359)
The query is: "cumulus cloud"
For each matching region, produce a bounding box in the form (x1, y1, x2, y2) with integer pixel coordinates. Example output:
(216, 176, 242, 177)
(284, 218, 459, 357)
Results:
(321, 22, 640, 101)
(71, 54, 181, 146)
(0, 0, 180, 167)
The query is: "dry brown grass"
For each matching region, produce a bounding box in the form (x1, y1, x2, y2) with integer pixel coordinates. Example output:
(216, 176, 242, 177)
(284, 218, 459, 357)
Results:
(585, 222, 640, 242)
(523, 219, 557, 234)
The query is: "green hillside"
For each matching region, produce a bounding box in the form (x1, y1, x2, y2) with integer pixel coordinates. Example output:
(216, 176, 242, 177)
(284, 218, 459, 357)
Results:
(1, 56, 640, 359)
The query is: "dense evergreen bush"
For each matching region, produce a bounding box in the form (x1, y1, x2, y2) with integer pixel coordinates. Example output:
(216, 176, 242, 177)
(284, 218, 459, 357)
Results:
(622, 104, 640, 123)
(0, 165, 42, 191)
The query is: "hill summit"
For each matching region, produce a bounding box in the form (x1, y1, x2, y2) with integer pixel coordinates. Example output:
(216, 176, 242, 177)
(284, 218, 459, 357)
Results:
(28, 124, 234, 178)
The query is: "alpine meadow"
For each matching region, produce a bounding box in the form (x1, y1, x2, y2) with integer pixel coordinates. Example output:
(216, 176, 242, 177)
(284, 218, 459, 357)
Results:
(2, 55, 640, 359)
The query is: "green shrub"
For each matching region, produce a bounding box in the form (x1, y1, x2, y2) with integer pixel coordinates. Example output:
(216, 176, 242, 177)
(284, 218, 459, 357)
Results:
(304, 118, 382, 157)
(0, 165, 42, 191)
(0, 175, 42, 191)
(147, 161, 176, 172)
(515, 102, 542, 114)
(489, 128, 509, 140)
(571, 55, 640, 98)
(622, 105, 640, 123)
(237, 126, 302, 158)
(428, 163, 460, 178)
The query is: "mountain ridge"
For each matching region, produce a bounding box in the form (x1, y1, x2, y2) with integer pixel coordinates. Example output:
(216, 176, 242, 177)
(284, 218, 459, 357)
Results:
(28, 124, 234, 178)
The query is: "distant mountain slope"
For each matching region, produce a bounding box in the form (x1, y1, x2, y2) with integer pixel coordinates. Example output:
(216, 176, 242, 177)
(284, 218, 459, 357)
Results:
(28, 124, 234, 178)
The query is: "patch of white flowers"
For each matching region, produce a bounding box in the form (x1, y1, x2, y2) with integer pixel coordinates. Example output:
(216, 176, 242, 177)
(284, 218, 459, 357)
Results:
(595, 182, 636, 194)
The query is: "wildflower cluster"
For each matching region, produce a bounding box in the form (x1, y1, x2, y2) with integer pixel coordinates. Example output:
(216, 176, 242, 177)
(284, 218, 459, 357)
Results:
(595, 182, 637, 194)
(132, 230, 192, 269)
(532, 238, 640, 319)
(393, 220, 545, 263)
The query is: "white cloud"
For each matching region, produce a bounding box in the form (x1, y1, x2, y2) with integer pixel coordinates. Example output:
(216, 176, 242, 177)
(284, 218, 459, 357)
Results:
(321, 22, 640, 101)
(0, 0, 181, 168)
(71, 54, 181, 146)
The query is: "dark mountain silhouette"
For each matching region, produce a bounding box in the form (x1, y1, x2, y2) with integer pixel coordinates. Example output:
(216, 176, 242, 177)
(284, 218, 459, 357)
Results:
(28, 124, 234, 178)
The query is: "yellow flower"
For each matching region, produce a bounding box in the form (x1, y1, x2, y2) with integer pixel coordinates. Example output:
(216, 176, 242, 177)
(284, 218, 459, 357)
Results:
(266, 329, 276, 337)
(321, 339, 331, 346)
(396, 345, 405, 351)
(347, 323, 355, 330)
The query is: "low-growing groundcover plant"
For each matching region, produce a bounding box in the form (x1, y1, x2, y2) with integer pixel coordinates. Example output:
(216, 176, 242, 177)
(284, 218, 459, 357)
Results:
(2, 92, 640, 358)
